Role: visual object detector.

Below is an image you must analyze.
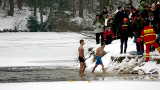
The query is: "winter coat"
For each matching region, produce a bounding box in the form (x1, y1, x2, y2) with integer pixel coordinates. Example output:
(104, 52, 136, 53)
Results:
(120, 23, 129, 36)
(94, 22, 104, 33)
(103, 28, 114, 40)
(141, 26, 157, 44)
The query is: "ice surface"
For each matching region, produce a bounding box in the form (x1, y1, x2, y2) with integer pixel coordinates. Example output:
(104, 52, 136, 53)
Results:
(0, 32, 95, 67)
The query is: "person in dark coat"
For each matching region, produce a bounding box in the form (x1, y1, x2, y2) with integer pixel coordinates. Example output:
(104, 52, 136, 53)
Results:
(120, 18, 131, 54)
(132, 14, 144, 55)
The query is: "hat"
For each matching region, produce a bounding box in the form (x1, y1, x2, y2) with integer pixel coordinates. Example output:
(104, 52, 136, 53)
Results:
(123, 18, 129, 22)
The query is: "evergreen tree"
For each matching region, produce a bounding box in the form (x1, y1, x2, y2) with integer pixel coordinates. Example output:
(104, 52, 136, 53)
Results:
(27, 16, 40, 32)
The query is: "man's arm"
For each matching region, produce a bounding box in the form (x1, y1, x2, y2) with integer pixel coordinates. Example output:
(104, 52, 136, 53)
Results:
(102, 51, 107, 56)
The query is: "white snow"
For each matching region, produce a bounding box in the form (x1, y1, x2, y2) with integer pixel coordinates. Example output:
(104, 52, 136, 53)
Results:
(70, 17, 83, 25)
(0, 8, 31, 31)
(0, 81, 160, 90)
(0, 7, 48, 31)
(85, 38, 160, 75)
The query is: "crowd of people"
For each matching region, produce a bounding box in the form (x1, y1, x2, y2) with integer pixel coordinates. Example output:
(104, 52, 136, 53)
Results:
(78, 2, 160, 77)
(93, 2, 160, 61)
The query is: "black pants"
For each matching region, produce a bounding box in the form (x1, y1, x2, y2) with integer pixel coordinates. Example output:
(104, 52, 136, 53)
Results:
(136, 42, 144, 55)
(96, 33, 104, 44)
(104, 36, 112, 45)
(120, 37, 128, 54)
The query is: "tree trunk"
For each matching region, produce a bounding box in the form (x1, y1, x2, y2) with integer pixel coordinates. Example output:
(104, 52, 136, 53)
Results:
(8, 0, 14, 16)
(17, 0, 23, 10)
(40, 7, 43, 24)
(79, 0, 83, 18)
(99, 0, 104, 11)
(91, 0, 94, 13)
(33, 0, 37, 17)
(72, 0, 76, 17)
(0, 0, 2, 7)
(2, 0, 7, 10)
(87, 0, 91, 13)
(45, 7, 54, 32)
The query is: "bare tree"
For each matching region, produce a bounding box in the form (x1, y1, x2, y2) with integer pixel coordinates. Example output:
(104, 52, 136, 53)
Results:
(34, 0, 37, 17)
(8, 0, 14, 16)
(79, 0, 83, 18)
(91, 0, 94, 13)
(99, 0, 104, 11)
(72, 0, 76, 17)
(0, 0, 2, 7)
(17, 0, 24, 10)
(2, 0, 7, 10)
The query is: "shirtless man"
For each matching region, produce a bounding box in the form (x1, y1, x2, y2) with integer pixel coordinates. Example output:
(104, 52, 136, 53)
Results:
(92, 43, 106, 73)
(78, 39, 86, 76)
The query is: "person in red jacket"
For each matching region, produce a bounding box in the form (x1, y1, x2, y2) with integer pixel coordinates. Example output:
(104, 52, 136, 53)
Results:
(103, 26, 114, 45)
(141, 21, 160, 62)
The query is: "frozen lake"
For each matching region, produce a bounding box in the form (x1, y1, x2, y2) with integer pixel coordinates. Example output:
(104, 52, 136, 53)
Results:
(0, 32, 95, 67)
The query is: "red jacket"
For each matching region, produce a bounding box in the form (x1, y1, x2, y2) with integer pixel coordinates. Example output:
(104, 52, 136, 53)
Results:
(103, 28, 114, 39)
(141, 26, 157, 44)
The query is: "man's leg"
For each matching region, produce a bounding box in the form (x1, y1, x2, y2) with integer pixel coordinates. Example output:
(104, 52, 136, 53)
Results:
(101, 64, 105, 73)
(92, 64, 98, 73)
(120, 38, 124, 54)
(79, 62, 83, 76)
(140, 42, 144, 55)
(136, 42, 140, 55)
(100, 32, 104, 44)
(82, 63, 86, 75)
(96, 33, 100, 44)
(124, 38, 128, 53)
(145, 44, 151, 62)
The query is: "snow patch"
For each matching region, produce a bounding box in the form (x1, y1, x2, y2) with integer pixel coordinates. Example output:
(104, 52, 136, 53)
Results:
(70, 17, 83, 25)
(0, 8, 31, 31)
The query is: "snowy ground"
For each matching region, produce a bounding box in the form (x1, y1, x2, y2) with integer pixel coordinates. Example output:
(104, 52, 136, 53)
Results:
(0, 8, 31, 31)
(0, 81, 160, 90)
(0, 8, 47, 31)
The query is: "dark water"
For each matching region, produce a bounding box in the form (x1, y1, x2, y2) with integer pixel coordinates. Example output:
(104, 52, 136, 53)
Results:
(0, 66, 160, 83)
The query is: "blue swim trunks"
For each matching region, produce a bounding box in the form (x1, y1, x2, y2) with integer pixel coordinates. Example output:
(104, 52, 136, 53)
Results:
(95, 56, 103, 65)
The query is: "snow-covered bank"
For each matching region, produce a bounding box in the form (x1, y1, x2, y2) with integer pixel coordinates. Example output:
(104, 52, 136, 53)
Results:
(85, 38, 160, 75)
(0, 81, 160, 90)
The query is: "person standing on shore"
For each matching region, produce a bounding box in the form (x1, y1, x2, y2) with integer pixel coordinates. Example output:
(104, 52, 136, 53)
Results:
(93, 15, 104, 44)
(78, 39, 86, 77)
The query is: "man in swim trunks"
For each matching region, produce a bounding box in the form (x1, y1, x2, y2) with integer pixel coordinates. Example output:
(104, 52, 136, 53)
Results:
(78, 39, 86, 76)
(92, 43, 106, 73)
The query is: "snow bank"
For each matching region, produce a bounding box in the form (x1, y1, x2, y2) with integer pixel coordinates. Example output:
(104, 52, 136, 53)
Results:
(0, 81, 160, 90)
(85, 38, 160, 75)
